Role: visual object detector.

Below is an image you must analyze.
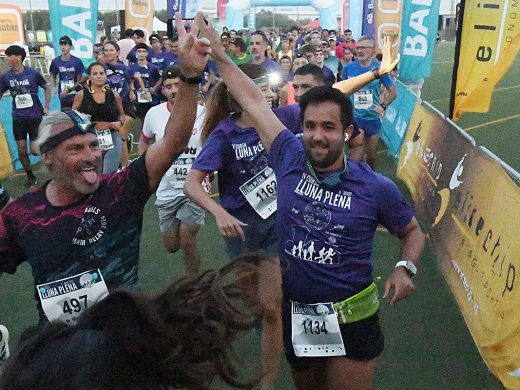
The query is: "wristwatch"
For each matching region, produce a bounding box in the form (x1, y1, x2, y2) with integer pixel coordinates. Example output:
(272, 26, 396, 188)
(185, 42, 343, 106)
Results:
(380, 102, 387, 110)
(179, 73, 203, 85)
(395, 260, 417, 278)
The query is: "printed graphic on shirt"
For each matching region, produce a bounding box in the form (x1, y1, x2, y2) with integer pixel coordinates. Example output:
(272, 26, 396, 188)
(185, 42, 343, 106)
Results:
(72, 206, 108, 246)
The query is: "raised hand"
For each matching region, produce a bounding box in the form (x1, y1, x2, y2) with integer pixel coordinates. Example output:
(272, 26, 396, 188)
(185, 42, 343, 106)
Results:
(379, 35, 399, 76)
(196, 18, 226, 60)
(175, 12, 211, 77)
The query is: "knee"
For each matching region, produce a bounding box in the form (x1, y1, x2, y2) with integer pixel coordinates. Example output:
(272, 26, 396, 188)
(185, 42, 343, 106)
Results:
(179, 228, 199, 250)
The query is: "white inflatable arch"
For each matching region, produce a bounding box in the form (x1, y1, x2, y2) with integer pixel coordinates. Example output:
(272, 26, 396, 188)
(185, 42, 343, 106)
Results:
(226, 0, 336, 30)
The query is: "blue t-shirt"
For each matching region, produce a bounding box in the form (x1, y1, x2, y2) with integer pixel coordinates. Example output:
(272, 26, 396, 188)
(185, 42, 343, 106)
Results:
(126, 46, 152, 65)
(321, 65, 337, 85)
(163, 52, 181, 68)
(259, 58, 281, 74)
(149, 50, 169, 73)
(191, 115, 269, 210)
(129, 62, 161, 105)
(0, 66, 47, 119)
(0, 156, 152, 322)
(342, 60, 394, 121)
(49, 55, 85, 105)
(268, 129, 414, 303)
(105, 62, 132, 102)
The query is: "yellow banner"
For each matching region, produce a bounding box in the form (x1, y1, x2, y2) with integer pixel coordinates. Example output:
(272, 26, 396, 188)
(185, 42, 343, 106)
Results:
(0, 120, 13, 180)
(125, 0, 154, 39)
(0, 5, 25, 52)
(452, 0, 520, 120)
(398, 101, 520, 388)
(374, 0, 402, 56)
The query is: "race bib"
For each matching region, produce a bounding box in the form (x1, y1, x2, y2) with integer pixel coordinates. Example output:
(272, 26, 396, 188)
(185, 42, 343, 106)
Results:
(167, 157, 195, 189)
(37, 269, 109, 325)
(96, 129, 114, 151)
(291, 301, 345, 357)
(15, 93, 33, 109)
(60, 80, 76, 95)
(239, 166, 277, 219)
(137, 90, 152, 103)
(354, 90, 373, 109)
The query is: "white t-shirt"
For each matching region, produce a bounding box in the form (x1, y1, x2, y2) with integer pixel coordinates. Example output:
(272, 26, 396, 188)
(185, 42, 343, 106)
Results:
(142, 102, 206, 202)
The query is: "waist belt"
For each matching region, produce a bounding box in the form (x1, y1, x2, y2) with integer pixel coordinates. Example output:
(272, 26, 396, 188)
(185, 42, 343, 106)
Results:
(333, 281, 379, 324)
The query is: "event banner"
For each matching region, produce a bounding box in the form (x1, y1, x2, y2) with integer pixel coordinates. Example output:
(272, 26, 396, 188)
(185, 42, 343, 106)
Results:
(167, 0, 199, 19)
(381, 82, 418, 162)
(0, 5, 25, 52)
(451, 0, 520, 120)
(342, 0, 349, 31)
(125, 0, 154, 38)
(348, 0, 363, 40)
(397, 102, 475, 232)
(49, 0, 98, 67)
(362, 0, 375, 37)
(430, 147, 520, 389)
(373, 0, 402, 55)
(398, 0, 441, 80)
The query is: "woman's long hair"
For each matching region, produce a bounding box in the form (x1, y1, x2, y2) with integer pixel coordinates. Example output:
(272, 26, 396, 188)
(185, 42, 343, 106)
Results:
(201, 64, 266, 143)
(0, 254, 267, 390)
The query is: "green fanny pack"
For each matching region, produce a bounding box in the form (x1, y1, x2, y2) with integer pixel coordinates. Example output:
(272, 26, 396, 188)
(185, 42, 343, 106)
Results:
(333, 282, 380, 324)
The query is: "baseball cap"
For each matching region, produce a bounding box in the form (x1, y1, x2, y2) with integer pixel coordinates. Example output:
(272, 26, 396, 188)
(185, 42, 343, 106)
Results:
(221, 32, 231, 40)
(328, 35, 337, 42)
(59, 36, 73, 45)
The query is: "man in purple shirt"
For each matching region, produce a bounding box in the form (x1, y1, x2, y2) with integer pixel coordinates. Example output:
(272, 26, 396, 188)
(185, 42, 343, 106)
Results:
(0, 13, 211, 327)
(0, 45, 50, 188)
(249, 30, 281, 74)
(201, 21, 424, 390)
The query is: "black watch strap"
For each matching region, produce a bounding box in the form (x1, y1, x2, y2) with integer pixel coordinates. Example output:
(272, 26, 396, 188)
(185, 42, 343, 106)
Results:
(179, 73, 203, 85)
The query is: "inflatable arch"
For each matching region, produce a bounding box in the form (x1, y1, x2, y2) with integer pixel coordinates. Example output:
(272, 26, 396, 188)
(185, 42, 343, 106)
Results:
(226, 0, 337, 31)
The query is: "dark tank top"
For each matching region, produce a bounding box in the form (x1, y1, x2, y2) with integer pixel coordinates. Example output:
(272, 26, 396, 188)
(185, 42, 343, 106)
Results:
(79, 89, 119, 123)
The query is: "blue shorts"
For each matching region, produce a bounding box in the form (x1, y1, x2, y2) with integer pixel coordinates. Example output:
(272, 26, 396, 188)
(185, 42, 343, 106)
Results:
(224, 203, 278, 260)
(354, 117, 381, 137)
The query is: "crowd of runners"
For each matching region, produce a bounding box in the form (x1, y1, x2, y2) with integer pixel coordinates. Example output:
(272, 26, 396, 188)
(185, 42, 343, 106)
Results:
(0, 12, 424, 390)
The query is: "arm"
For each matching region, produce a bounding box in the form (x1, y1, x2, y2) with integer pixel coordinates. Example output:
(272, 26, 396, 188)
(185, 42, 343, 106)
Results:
(145, 12, 211, 191)
(72, 90, 84, 110)
(42, 83, 51, 115)
(184, 168, 246, 240)
(199, 22, 285, 153)
(109, 93, 126, 132)
(383, 217, 425, 305)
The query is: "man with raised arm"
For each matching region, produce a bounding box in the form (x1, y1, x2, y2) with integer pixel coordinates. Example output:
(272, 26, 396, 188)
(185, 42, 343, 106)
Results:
(0, 13, 210, 328)
(200, 22, 425, 389)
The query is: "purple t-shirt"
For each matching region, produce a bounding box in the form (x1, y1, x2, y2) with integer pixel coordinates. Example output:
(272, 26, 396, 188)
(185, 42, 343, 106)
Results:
(163, 52, 181, 68)
(259, 58, 281, 74)
(268, 129, 414, 303)
(105, 62, 132, 102)
(191, 115, 269, 210)
(0, 66, 47, 119)
(129, 62, 161, 105)
(274, 104, 361, 139)
(0, 156, 152, 322)
(49, 55, 85, 105)
(149, 50, 169, 72)
(126, 46, 152, 65)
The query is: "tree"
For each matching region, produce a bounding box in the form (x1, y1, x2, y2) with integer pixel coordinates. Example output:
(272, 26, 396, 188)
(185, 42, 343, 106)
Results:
(253, 10, 299, 29)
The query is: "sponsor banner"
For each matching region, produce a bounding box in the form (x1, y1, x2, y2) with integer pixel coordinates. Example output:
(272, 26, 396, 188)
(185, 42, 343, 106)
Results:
(362, 0, 375, 37)
(429, 146, 520, 389)
(0, 5, 25, 51)
(167, 0, 199, 19)
(397, 102, 475, 232)
(348, 0, 364, 40)
(399, 0, 441, 80)
(452, 0, 520, 120)
(125, 0, 154, 39)
(342, 0, 349, 31)
(217, 0, 228, 22)
(381, 82, 418, 163)
(374, 0, 402, 56)
(49, 0, 98, 67)
(248, 7, 256, 30)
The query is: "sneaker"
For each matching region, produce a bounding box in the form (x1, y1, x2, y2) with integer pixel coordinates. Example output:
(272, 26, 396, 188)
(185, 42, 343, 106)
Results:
(127, 133, 134, 153)
(0, 325, 9, 364)
(23, 176, 38, 188)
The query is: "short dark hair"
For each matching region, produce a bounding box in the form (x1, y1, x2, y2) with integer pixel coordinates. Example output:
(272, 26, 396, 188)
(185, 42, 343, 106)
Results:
(103, 40, 120, 52)
(300, 44, 316, 56)
(251, 30, 268, 43)
(59, 35, 72, 45)
(344, 29, 352, 34)
(299, 86, 354, 131)
(134, 29, 145, 38)
(87, 61, 106, 75)
(294, 64, 326, 86)
(5, 45, 26, 61)
(230, 37, 246, 52)
(124, 28, 135, 38)
(134, 42, 149, 51)
(149, 33, 160, 44)
(161, 65, 181, 82)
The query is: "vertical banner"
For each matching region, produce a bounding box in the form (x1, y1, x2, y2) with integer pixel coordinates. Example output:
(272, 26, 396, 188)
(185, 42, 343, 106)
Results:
(49, 0, 99, 67)
(380, 82, 418, 162)
(374, 0, 402, 55)
(429, 146, 520, 389)
(167, 0, 199, 19)
(0, 5, 25, 51)
(348, 0, 363, 40)
(451, 0, 520, 120)
(125, 0, 154, 38)
(217, 0, 228, 23)
(362, 0, 375, 37)
(399, 0, 441, 80)
(248, 7, 256, 30)
(342, 0, 349, 31)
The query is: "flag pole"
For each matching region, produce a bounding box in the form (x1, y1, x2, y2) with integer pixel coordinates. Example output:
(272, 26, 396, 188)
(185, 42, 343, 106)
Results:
(449, 0, 466, 120)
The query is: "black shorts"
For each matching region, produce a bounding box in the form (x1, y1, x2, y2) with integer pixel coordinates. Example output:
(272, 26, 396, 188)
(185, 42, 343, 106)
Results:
(12, 118, 41, 141)
(60, 99, 73, 109)
(282, 302, 384, 370)
(135, 102, 153, 121)
(122, 100, 136, 118)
